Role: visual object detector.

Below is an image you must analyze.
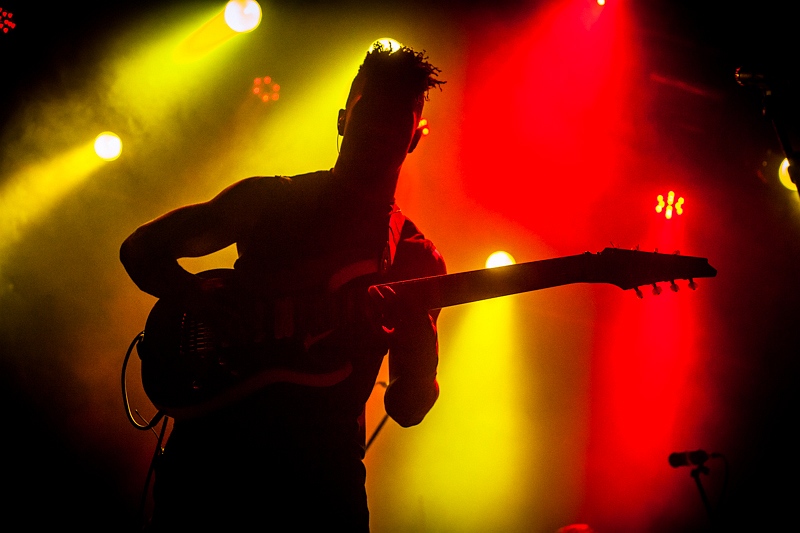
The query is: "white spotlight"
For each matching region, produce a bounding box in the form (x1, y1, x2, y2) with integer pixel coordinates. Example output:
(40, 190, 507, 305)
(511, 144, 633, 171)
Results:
(94, 132, 122, 161)
(225, 1, 262, 33)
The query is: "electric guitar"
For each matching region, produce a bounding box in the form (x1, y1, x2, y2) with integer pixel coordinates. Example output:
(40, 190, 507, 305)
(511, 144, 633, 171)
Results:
(136, 247, 717, 419)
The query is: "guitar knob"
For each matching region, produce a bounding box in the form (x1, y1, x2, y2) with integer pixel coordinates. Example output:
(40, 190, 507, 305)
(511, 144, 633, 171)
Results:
(192, 380, 202, 391)
(651, 283, 662, 296)
(634, 287, 644, 299)
(688, 278, 697, 290)
(670, 281, 679, 292)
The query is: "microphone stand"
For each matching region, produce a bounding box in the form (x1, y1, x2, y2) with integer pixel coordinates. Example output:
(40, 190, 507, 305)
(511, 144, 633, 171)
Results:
(688, 461, 716, 530)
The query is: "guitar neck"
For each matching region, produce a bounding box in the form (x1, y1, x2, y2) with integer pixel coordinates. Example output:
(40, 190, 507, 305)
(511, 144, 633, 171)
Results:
(379, 253, 592, 310)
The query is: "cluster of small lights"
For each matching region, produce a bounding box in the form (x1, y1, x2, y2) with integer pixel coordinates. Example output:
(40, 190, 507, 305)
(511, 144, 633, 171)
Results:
(1, 7, 16, 34)
(252, 76, 280, 103)
(655, 190, 684, 219)
(418, 118, 429, 136)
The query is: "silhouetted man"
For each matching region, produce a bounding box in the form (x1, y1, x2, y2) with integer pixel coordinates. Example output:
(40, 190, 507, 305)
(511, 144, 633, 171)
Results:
(120, 43, 446, 531)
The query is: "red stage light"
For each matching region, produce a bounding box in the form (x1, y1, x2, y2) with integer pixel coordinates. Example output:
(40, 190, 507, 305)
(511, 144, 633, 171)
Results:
(1, 8, 16, 34)
(252, 76, 280, 103)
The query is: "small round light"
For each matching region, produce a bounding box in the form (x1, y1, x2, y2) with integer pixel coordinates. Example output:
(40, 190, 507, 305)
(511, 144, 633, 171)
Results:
(94, 132, 122, 161)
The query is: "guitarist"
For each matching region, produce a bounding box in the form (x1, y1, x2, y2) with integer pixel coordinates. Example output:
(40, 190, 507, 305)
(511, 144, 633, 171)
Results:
(120, 43, 446, 531)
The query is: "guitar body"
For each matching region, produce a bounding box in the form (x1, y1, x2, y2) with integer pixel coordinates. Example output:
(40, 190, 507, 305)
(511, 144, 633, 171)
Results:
(137, 268, 376, 420)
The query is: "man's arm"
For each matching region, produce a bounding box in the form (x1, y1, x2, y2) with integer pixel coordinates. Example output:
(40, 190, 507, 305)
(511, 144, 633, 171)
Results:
(383, 240, 446, 427)
(384, 307, 442, 427)
(119, 177, 262, 304)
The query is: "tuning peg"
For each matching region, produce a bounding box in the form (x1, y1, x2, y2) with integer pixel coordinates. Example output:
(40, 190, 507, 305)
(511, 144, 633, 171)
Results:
(652, 283, 662, 296)
(670, 280, 679, 292)
(634, 287, 644, 299)
(688, 278, 697, 290)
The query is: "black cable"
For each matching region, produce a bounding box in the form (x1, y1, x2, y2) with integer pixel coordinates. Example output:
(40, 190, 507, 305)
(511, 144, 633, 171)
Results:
(366, 381, 390, 452)
(122, 331, 164, 430)
(138, 416, 169, 531)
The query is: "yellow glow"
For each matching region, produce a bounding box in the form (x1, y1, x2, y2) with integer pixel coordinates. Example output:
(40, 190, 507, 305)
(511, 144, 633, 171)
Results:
(486, 251, 516, 268)
(371, 37, 403, 52)
(224, 0, 262, 33)
(94, 132, 122, 161)
(779, 158, 798, 191)
(400, 298, 538, 530)
(173, 7, 241, 62)
(1, 142, 103, 252)
(108, 7, 246, 133)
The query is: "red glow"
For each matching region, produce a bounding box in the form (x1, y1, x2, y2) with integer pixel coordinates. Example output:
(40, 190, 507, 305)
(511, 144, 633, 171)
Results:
(458, 2, 705, 529)
(459, 0, 628, 249)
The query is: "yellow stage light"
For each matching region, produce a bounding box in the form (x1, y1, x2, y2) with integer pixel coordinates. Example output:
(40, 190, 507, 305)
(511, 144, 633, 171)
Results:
(371, 37, 403, 52)
(224, 0, 262, 33)
(94, 132, 122, 161)
(486, 251, 516, 268)
(779, 157, 798, 191)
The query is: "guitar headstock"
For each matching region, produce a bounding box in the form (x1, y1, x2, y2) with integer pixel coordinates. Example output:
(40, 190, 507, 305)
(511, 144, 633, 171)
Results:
(591, 248, 717, 295)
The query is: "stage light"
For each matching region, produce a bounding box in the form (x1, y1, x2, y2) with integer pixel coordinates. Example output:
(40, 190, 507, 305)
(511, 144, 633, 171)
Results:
(371, 37, 403, 52)
(94, 132, 122, 161)
(224, 1, 262, 33)
(655, 190, 684, 219)
(418, 118, 429, 136)
(486, 251, 516, 268)
(1, 7, 15, 34)
(252, 76, 280, 103)
(778, 158, 797, 191)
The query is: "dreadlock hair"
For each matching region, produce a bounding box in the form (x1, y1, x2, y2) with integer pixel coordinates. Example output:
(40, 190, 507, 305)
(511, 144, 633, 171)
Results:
(352, 42, 445, 108)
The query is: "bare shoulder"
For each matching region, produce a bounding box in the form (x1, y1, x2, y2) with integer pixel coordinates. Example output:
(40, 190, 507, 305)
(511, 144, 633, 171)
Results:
(215, 175, 292, 202)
